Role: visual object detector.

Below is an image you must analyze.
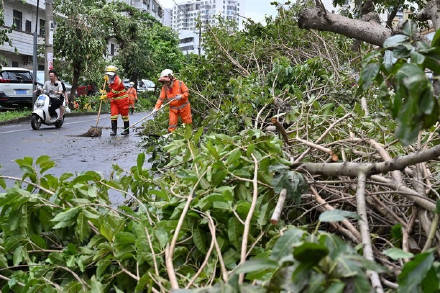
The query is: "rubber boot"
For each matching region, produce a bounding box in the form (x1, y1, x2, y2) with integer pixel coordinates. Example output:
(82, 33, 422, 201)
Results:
(110, 120, 117, 136)
(121, 121, 129, 135)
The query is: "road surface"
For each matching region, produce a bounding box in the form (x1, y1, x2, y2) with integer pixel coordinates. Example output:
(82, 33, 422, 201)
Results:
(0, 112, 151, 204)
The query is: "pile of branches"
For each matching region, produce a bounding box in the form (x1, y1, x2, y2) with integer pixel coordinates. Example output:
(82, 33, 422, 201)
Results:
(268, 110, 440, 290)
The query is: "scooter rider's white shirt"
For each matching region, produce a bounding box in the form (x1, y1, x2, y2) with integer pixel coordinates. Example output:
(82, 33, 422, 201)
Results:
(43, 81, 63, 99)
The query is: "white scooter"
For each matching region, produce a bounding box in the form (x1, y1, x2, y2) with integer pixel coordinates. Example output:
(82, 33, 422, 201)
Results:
(31, 91, 65, 130)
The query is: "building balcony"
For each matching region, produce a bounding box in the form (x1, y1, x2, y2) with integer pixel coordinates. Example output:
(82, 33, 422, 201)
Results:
(0, 29, 44, 56)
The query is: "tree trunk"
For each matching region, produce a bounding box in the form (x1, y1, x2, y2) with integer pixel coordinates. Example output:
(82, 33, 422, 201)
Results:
(298, 7, 391, 47)
(71, 62, 81, 99)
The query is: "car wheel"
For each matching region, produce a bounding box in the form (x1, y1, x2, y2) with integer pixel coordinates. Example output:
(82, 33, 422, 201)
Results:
(31, 115, 41, 130)
(55, 117, 64, 128)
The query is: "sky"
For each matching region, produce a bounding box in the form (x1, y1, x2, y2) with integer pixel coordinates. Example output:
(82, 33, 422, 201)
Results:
(157, 0, 278, 24)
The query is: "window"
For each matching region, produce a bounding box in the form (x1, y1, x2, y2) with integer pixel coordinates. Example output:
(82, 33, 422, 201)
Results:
(13, 10, 23, 31)
(110, 44, 115, 55)
(25, 20, 32, 33)
(39, 19, 45, 37)
(11, 61, 19, 67)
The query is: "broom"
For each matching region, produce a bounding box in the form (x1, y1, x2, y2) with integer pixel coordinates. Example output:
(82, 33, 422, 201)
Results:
(121, 98, 174, 134)
(77, 79, 107, 137)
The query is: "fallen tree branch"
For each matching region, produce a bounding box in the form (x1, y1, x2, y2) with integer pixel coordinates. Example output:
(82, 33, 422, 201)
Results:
(206, 213, 228, 282)
(271, 189, 287, 225)
(239, 154, 259, 284)
(298, 7, 391, 46)
(294, 144, 440, 179)
(310, 186, 361, 242)
(166, 169, 208, 289)
(355, 172, 384, 293)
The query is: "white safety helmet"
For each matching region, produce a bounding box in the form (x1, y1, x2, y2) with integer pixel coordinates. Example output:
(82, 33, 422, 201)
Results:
(158, 69, 173, 82)
(129, 81, 135, 86)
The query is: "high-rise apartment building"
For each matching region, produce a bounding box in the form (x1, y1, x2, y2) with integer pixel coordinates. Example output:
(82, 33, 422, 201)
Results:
(172, 0, 240, 32)
(171, 0, 241, 54)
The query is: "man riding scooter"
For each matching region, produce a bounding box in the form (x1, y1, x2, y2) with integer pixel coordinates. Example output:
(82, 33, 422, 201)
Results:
(43, 69, 64, 120)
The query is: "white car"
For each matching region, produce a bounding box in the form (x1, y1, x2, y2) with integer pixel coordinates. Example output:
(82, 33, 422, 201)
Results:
(138, 79, 155, 92)
(0, 67, 34, 107)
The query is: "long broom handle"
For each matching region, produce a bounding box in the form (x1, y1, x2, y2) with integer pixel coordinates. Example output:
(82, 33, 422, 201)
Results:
(126, 99, 174, 130)
(95, 79, 107, 128)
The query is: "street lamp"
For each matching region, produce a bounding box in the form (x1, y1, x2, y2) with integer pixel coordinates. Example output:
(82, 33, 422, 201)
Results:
(32, 0, 40, 104)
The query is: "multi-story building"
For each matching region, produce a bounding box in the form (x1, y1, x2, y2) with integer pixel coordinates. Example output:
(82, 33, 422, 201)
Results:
(110, 0, 164, 22)
(0, 0, 166, 69)
(0, 0, 46, 69)
(171, 0, 241, 54)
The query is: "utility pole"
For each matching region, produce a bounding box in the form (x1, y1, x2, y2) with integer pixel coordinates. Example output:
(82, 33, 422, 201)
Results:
(44, 0, 54, 81)
(32, 0, 40, 104)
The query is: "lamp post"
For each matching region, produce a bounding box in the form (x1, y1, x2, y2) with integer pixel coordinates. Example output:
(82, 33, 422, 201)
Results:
(32, 0, 40, 104)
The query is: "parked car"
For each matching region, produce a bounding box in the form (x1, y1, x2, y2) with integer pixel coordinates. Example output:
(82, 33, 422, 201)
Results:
(0, 67, 34, 107)
(138, 79, 155, 92)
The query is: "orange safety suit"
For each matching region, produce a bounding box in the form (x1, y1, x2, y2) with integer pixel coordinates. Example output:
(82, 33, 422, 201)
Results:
(106, 75, 129, 122)
(154, 79, 192, 132)
(127, 87, 138, 108)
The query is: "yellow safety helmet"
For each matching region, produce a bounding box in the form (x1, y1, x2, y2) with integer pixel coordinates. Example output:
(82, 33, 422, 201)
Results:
(105, 65, 118, 75)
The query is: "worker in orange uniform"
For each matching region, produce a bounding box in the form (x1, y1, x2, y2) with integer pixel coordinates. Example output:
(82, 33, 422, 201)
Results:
(100, 65, 130, 136)
(152, 69, 192, 132)
(127, 81, 138, 114)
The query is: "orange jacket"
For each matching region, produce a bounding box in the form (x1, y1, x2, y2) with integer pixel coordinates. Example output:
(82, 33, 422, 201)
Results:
(154, 79, 189, 111)
(127, 87, 138, 101)
(106, 75, 128, 100)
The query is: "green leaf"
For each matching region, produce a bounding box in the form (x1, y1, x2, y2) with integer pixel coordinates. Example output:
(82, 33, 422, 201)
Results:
(402, 20, 417, 37)
(319, 209, 359, 222)
(421, 267, 440, 293)
(235, 258, 278, 274)
(431, 28, 440, 47)
(137, 153, 145, 170)
(51, 207, 80, 223)
(383, 247, 414, 260)
(324, 282, 345, 293)
(226, 148, 242, 165)
(398, 251, 435, 293)
(13, 246, 24, 266)
(410, 51, 425, 64)
(293, 242, 329, 266)
(359, 63, 380, 91)
(193, 225, 207, 253)
(0, 177, 5, 189)
(271, 227, 305, 262)
(272, 171, 307, 203)
(383, 34, 409, 48)
(90, 275, 105, 293)
(135, 273, 151, 293)
(383, 50, 394, 71)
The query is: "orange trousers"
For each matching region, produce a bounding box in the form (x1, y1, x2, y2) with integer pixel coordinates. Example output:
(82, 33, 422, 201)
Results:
(168, 104, 192, 132)
(110, 98, 129, 121)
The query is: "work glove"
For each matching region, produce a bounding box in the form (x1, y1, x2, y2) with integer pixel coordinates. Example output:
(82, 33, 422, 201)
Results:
(99, 89, 106, 95)
(174, 94, 182, 101)
(104, 75, 109, 82)
(152, 108, 158, 118)
(100, 94, 107, 100)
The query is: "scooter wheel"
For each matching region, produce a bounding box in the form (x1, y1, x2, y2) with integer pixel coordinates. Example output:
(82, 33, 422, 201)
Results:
(54, 117, 64, 128)
(31, 115, 41, 130)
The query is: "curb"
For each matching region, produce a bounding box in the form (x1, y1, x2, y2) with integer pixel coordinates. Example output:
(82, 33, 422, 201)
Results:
(0, 112, 98, 126)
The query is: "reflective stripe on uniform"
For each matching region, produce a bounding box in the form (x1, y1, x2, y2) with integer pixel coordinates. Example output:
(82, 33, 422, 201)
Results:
(168, 124, 177, 128)
(111, 115, 118, 120)
(111, 89, 127, 94)
(122, 116, 129, 121)
(170, 102, 189, 110)
(112, 94, 129, 100)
